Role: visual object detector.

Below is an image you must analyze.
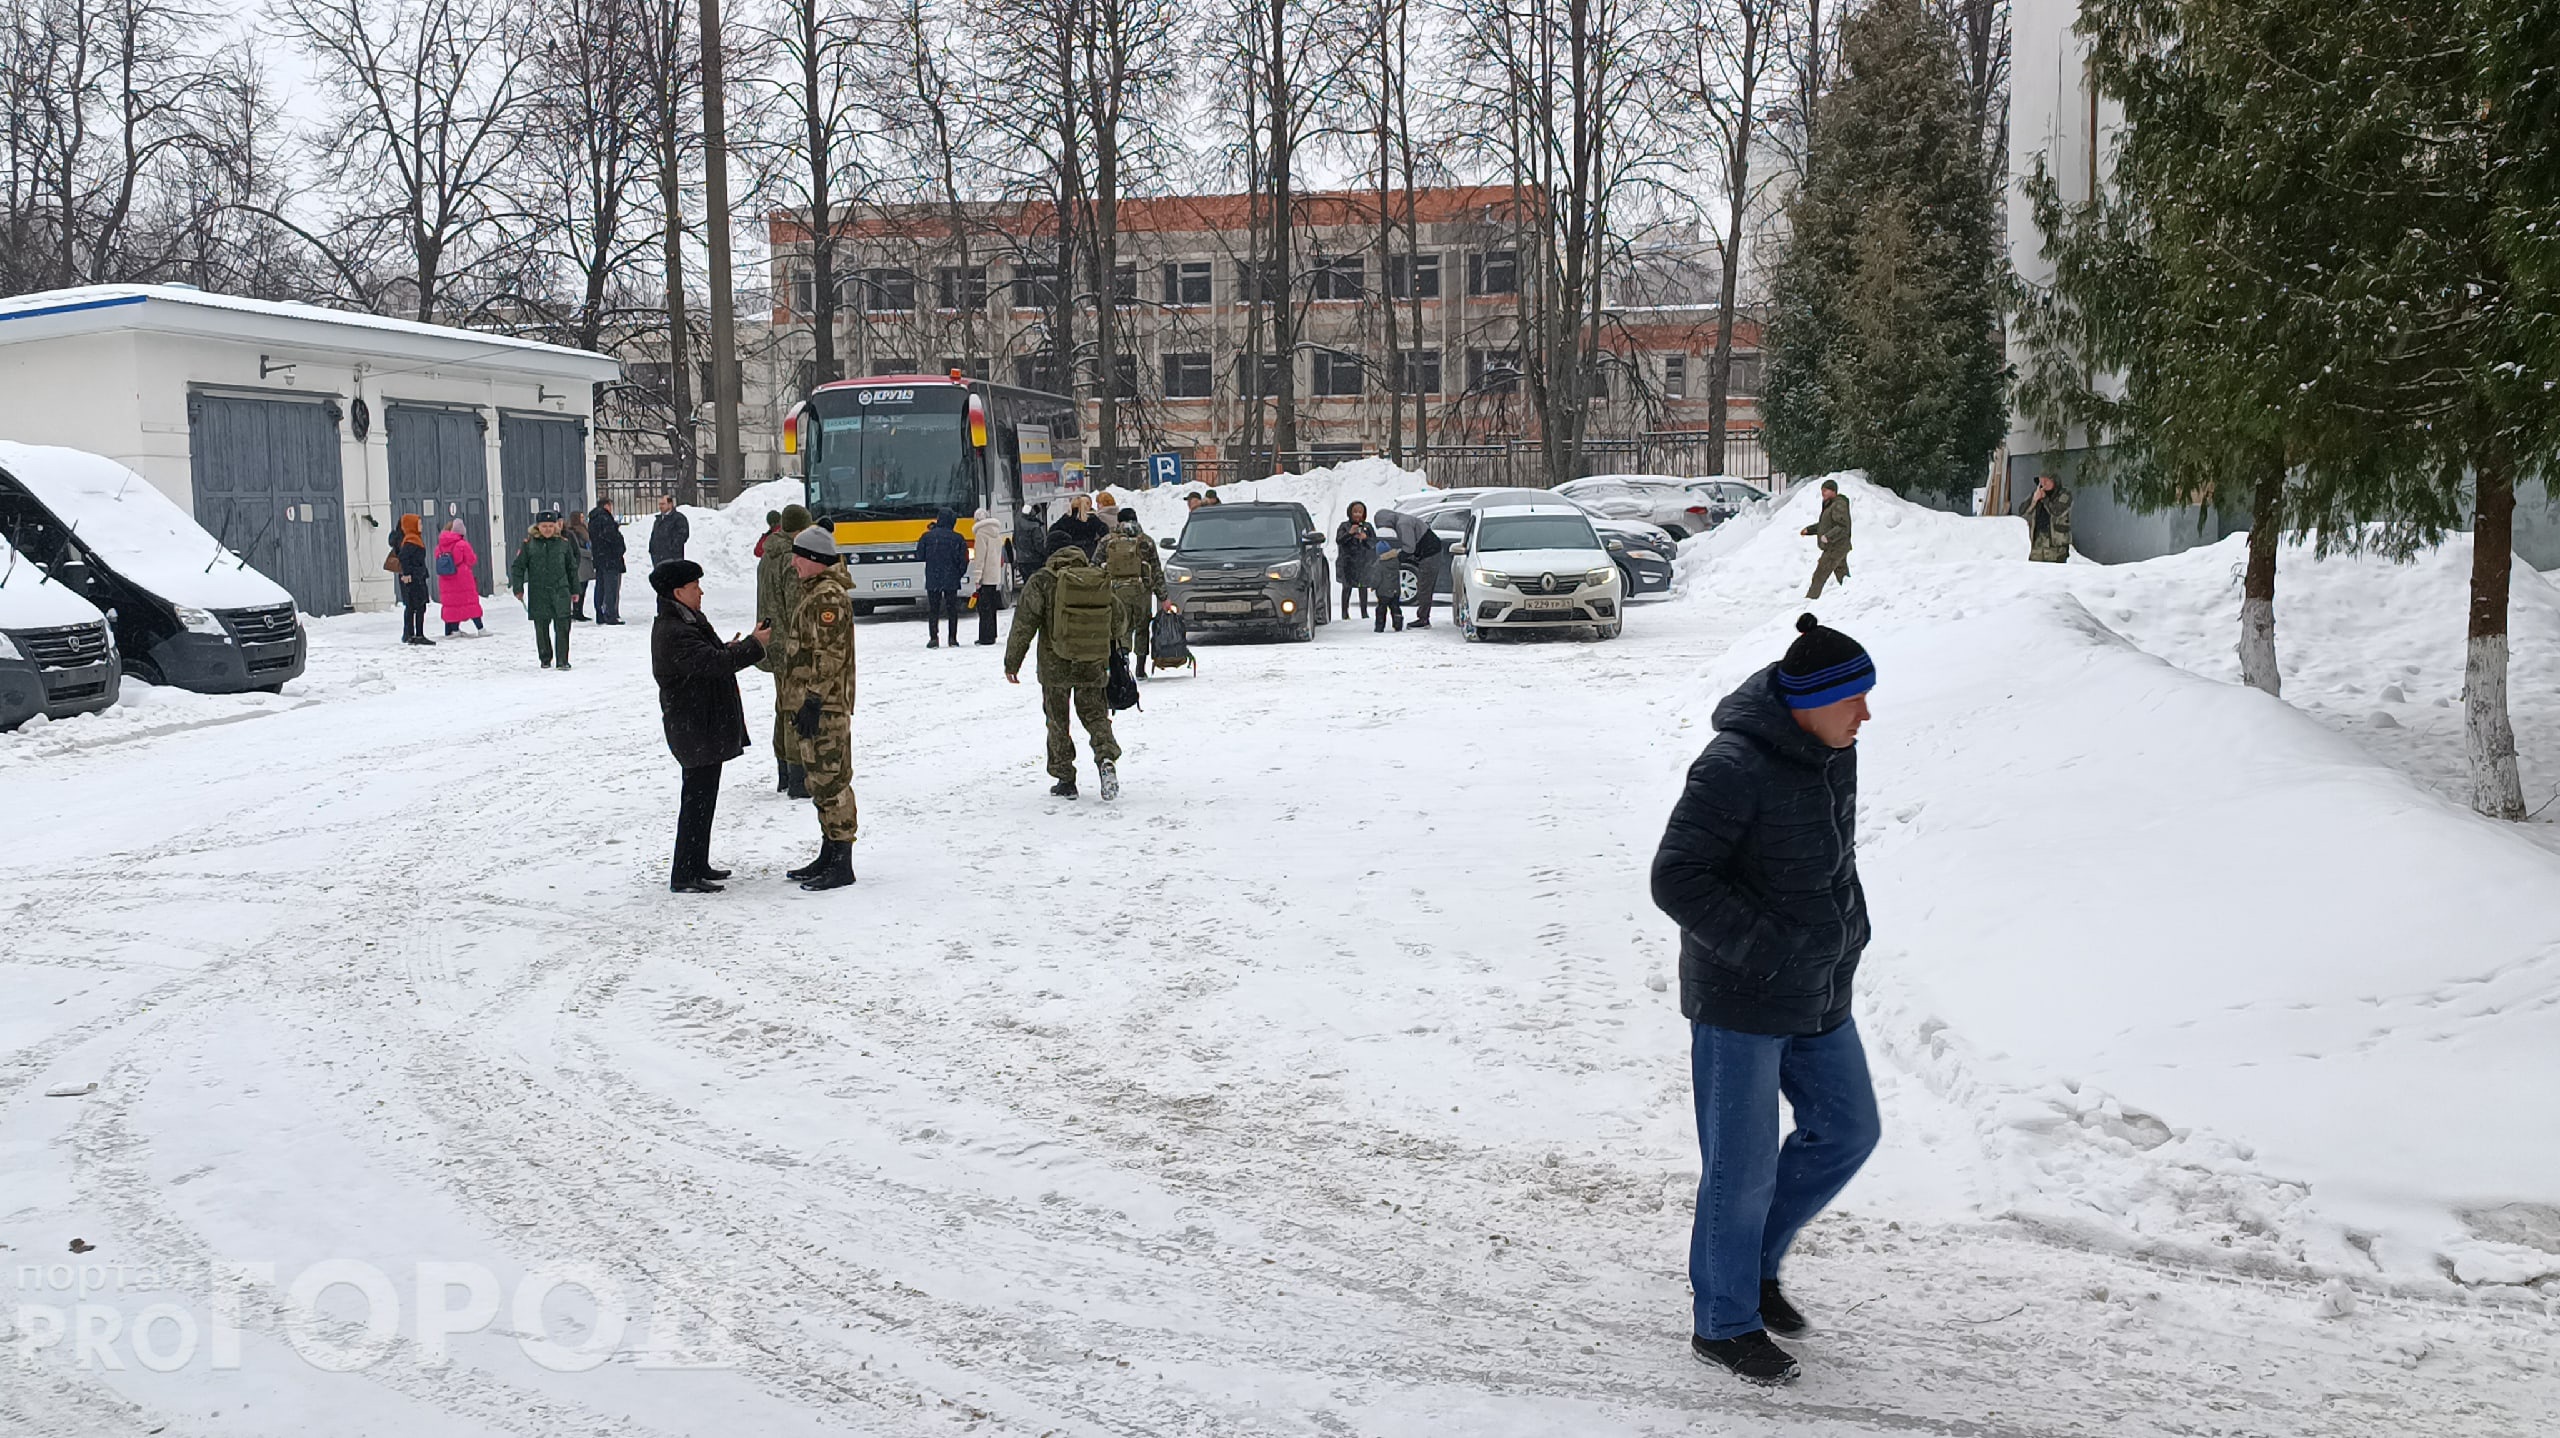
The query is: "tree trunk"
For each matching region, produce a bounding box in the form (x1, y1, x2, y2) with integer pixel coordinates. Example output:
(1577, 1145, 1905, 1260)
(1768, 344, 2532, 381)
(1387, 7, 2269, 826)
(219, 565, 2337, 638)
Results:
(654, 39, 698, 507)
(2237, 451, 2281, 696)
(700, 0, 743, 500)
(2466, 444, 2526, 819)
(803, 5, 837, 389)
(1265, 0, 1296, 468)
(1706, 9, 1760, 471)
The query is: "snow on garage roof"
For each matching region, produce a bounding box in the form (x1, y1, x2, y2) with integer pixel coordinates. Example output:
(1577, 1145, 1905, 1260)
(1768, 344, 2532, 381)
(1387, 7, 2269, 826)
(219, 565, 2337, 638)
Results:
(0, 285, 621, 381)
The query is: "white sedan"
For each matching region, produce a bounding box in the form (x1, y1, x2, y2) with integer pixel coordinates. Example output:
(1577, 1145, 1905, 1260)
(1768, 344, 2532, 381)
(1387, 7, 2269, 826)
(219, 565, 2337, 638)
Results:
(1448, 503, 1624, 641)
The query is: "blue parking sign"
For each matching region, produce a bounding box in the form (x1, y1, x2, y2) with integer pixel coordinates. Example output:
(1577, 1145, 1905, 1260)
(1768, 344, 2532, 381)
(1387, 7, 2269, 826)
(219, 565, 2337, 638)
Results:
(1147, 451, 1184, 487)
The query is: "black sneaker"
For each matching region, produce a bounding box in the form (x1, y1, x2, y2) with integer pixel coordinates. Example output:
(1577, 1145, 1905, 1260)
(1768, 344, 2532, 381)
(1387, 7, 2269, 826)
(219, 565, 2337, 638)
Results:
(1691, 1330, 1799, 1387)
(1050, 778, 1078, 799)
(1760, 1281, 1808, 1339)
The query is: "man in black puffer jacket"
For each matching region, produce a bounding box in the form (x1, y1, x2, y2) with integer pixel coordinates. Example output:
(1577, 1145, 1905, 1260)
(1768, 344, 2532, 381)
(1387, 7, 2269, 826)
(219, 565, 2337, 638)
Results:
(1652, 613, 1881, 1390)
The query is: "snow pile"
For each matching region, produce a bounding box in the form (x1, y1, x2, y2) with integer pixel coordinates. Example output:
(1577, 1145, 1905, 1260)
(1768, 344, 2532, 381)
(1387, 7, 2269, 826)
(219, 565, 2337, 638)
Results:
(1680, 548, 2560, 1286)
(1678, 471, 2028, 602)
(0, 535, 106, 627)
(1102, 456, 1427, 541)
(0, 442, 294, 611)
(684, 477, 805, 606)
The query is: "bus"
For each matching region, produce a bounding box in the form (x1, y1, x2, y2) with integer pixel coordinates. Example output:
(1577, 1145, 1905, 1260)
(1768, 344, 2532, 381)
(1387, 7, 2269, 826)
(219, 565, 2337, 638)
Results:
(781, 372, 1087, 613)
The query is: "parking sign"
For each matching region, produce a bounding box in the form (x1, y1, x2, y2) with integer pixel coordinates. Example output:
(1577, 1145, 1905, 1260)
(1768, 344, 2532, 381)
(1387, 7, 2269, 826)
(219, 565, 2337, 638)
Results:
(1147, 452, 1184, 488)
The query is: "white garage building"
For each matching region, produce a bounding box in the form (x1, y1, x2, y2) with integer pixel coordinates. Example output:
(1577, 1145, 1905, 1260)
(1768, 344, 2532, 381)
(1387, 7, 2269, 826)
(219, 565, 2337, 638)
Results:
(0, 285, 621, 614)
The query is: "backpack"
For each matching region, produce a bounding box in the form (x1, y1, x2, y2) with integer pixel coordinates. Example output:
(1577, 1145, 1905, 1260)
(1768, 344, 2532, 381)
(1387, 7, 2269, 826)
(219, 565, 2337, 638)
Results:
(1149, 608, 1193, 673)
(1103, 533, 1146, 583)
(1050, 564, 1117, 663)
(1107, 647, 1142, 711)
(435, 548, 457, 577)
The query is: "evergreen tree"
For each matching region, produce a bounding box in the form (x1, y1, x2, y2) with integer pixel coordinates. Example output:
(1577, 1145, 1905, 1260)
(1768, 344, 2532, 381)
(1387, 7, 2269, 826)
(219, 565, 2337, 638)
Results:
(1761, 0, 2006, 502)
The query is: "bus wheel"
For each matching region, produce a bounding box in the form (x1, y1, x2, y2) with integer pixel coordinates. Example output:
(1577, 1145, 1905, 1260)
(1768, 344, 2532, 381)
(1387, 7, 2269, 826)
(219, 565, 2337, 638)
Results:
(851, 602, 877, 617)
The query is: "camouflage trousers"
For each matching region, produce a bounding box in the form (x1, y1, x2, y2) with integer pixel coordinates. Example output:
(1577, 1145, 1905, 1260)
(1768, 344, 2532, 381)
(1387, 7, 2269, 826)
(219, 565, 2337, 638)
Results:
(1112, 583, 1152, 666)
(769, 672, 800, 764)
(1041, 682, 1119, 782)
(1807, 548, 1851, 599)
(802, 710, 858, 840)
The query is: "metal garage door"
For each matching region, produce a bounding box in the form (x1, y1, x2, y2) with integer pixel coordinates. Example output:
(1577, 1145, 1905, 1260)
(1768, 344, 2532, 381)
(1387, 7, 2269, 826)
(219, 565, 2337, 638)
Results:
(188, 390, 350, 615)
(387, 403, 492, 593)
(498, 413, 588, 551)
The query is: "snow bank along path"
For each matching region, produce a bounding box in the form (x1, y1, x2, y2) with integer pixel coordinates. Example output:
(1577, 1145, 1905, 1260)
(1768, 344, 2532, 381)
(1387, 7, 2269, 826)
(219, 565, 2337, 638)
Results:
(1682, 476, 2560, 1285)
(2, 474, 2553, 1436)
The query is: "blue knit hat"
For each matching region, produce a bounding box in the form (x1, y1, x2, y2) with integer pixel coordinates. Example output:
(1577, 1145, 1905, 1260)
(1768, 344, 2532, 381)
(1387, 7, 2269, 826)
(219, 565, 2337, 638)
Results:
(1776, 613, 1875, 709)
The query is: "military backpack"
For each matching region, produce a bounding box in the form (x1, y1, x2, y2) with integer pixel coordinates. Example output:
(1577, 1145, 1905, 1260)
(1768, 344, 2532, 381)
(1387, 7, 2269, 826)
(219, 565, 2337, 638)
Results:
(1103, 534, 1147, 583)
(1051, 565, 1117, 663)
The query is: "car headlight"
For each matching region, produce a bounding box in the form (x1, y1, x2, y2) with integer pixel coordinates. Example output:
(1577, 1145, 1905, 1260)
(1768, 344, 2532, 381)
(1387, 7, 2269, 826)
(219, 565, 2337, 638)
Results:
(1264, 560, 1300, 580)
(174, 605, 226, 636)
(1164, 566, 1192, 582)
(1585, 568, 1615, 586)
(0, 632, 23, 663)
(1472, 567, 1503, 587)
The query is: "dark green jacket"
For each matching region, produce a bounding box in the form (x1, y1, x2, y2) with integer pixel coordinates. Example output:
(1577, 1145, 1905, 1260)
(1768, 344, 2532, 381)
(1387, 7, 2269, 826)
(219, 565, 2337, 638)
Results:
(509, 533, 583, 620)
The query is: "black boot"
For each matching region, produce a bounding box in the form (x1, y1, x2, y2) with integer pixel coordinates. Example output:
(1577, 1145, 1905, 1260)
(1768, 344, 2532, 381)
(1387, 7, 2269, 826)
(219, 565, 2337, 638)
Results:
(776, 758, 791, 792)
(1691, 1331, 1799, 1387)
(785, 764, 809, 799)
(798, 840, 856, 891)
(1049, 777, 1078, 799)
(786, 842, 832, 881)
(1759, 1281, 1809, 1339)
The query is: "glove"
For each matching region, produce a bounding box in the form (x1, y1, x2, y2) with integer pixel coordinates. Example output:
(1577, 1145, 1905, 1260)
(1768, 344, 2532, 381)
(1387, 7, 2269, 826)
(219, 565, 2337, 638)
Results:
(792, 693, 821, 739)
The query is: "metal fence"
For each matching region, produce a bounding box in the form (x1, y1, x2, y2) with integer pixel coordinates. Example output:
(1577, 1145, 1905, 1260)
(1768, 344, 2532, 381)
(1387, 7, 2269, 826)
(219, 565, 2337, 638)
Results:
(1157, 431, 1770, 492)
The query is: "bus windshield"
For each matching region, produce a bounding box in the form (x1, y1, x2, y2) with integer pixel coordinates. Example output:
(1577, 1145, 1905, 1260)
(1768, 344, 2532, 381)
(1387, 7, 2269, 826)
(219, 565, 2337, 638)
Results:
(807, 387, 974, 519)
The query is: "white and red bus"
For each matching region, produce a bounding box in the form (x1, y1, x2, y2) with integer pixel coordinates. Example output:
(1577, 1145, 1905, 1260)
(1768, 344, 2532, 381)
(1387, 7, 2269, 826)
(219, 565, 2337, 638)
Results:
(782, 372, 1086, 614)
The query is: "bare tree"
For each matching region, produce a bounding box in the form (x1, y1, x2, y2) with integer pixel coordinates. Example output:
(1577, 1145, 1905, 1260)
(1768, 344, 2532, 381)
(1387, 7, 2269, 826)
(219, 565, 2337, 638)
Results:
(273, 0, 532, 321)
(740, 0, 878, 391)
(1672, 0, 1783, 469)
(517, 0, 656, 352)
(639, 0, 701, 500)
(1076, 0, 1177, 481)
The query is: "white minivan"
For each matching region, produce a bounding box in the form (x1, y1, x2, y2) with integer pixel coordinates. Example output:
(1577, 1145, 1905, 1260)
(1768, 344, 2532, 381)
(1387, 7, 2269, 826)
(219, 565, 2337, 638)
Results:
(1449, 502, 1623, 641)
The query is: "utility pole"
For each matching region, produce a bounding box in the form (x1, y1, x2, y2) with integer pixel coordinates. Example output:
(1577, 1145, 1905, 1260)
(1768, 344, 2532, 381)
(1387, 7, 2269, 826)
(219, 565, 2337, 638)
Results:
(701, 0, 745, 499)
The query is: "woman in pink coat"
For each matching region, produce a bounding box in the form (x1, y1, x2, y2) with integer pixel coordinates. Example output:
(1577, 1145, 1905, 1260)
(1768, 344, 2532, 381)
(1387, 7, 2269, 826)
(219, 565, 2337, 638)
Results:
(436, 519, 485, 635)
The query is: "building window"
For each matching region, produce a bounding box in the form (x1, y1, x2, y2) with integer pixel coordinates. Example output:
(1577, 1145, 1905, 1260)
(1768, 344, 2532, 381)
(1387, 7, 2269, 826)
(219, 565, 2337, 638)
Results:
(871, 357, 918, 376)
(1239, 352, 1288, 398)
(695, 359, 743, 397)
(1107, 354, 1138, 397)
(791, 271, 815, 316)
(1113, 263, 1139, 305)
(630, 362, 675, 403)
(1013, 264, 1062, 310)
(1387, 253, 1440, 300)
(1392, 349, 1442, 395)
(1467, 249, 1519, 296)
(1163, 260, 1212, 306)
(1310, 254, 1364, 301)
(1727, 352, 1763, 397)
(861, 268, 916, 312)
(1467, 348, 1520, 394)
(1235, 261, 1286, 305)
(1163, 352, 1213, 397)
(1013, 353, 1065, 391)
(1663, 353, 1689, 399)
(937, 355, 990, 379)
(1311, 348, 1365, 397)
(1311, 443, 1365, 464)
(935, 266, 989, 310)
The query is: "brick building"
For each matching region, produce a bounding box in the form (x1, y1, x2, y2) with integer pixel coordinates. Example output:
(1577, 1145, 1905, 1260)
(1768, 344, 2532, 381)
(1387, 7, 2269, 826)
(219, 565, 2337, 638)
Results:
(767, 186, 1765, 485)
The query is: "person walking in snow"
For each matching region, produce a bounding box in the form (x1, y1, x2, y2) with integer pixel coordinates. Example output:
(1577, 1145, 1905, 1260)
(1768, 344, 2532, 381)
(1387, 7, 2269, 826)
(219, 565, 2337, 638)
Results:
(435, 518, 483, 637)
(392, 514, 433, 645)
(589, 497, 629, 622)
(649, 493, 690, 566)
(969, 506, 1011, 646)
(1802, 480, 1852, 598)
(917, 507, 970, 648)
(1004, 541, 1133, 800)
(1335, 502, 1376, 620)
(650, 559, 771, 893)
(508, 511, 581, 669)
(2024, 474, 2073, 563)
(1651, 613, 1882, 1389)
(1100, 507, 1166, 676)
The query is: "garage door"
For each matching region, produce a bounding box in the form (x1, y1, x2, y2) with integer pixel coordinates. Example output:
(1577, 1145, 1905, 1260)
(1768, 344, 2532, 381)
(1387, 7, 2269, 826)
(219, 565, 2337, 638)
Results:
(388, 403, 492, 593)
(188, 390, 350, 615)
(498, 413, 588, 550)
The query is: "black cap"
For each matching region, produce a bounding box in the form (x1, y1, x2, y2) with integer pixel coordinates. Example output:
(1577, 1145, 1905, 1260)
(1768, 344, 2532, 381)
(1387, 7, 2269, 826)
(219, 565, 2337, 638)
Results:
(1776, 613, 1875, 710)
(650, 558, 705, 596)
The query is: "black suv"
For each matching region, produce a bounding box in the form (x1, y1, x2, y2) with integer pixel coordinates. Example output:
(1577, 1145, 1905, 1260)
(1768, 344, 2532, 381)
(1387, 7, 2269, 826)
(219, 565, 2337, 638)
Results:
(1159, 501, 1333, 640)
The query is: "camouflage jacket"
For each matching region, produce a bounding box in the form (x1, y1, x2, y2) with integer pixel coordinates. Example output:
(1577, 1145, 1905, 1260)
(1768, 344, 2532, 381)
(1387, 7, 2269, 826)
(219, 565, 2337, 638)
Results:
(1814, 493, 1852, 553)
(783, 564, 858, 712)
(2026, 486, 2073, 561)
(1006, 546, 1133, 686)
(1101, 530, 1166, 601)
(753, 535, 796, 673)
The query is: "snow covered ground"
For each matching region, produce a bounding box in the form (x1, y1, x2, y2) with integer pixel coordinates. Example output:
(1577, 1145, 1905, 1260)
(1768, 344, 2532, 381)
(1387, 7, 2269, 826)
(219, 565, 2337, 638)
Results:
(4, 474, 2556, 1436)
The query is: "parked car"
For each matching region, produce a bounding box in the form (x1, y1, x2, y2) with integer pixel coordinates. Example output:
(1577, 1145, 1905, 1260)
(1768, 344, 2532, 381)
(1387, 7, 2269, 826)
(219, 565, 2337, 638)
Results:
(0, 535, 120, 730)
(0, 443, 306, 693)
(1385, 489, 1675, 605)
(1160, 500, 1334, 640)
(1688, 478, 1771, 523)
(1448, 502, 1623, 640)
(1557, 474, 1771, 535)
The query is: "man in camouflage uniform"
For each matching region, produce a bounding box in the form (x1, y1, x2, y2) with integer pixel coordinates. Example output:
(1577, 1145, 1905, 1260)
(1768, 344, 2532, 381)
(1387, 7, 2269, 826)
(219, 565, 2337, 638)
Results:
(1005, 543, 1133, 800)
(2024, 475, 2073, 563)
(1100, 508, 1167, 676)
(757, 503, 812, 795)
(507, 510, 582, 669)
(1801, 480, 1852, 599)
(781, 525, 859, 890)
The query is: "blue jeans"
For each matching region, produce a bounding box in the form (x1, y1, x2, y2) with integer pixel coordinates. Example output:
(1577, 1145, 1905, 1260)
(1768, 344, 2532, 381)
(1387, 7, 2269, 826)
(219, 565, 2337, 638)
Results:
(594, 571, 622, 623)
(1689, 1017, 1880, 1339)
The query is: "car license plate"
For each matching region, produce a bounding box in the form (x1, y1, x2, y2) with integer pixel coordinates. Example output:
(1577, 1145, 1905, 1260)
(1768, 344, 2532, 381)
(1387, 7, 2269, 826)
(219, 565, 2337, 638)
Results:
(873, 577, 914, 591)
(1519, 597, 1572, 611)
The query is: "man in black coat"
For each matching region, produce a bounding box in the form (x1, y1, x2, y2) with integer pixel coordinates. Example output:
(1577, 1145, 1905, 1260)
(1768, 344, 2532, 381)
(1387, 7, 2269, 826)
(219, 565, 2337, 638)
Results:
(1651, 613, 1881, 1389)
(916, 507, 970, 649)
(651, 559, 771, 893)
(649, 494, 690, 566)
(589, 498, 629, 623)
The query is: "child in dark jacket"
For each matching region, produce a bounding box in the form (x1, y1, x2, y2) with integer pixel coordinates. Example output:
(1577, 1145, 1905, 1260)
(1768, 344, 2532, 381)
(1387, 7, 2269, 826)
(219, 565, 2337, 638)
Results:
(1369, 534, 1405, 633)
